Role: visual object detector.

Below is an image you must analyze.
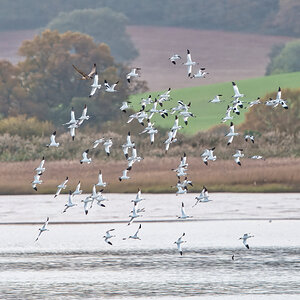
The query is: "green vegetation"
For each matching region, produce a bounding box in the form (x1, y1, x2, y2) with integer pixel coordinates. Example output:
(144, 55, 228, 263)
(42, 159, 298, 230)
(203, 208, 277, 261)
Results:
(0, 30, 146, 127)
(0, 1, 300, 38)
(130, 72, 300, 135)
(266, 40, 300, 75)
(46, 8, 138, 62)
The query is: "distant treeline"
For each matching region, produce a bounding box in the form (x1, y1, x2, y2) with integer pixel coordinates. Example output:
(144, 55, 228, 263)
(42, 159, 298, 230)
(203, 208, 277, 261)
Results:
(1, 0, 300, 37)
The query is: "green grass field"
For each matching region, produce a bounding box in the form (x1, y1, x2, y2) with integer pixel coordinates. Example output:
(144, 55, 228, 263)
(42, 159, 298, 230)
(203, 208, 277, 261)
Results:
(130, 72, 300, 135)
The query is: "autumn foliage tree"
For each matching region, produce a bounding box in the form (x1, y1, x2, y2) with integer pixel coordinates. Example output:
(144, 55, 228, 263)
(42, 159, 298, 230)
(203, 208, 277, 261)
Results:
(6, 30, 146, 127)
(239, 88, 300, 140)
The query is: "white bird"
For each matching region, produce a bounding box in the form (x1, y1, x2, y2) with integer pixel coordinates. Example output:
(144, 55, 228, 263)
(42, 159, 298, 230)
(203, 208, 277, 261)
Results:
(63, 107, 77, 126)
(35, 156, 45, 175)
(139, 120, 155, 134)
(89, 73, 101, 97)
(131, 188, 145, 204)
(232, 81, 244, 99)
(35, 217, 49, 241)
(128, 203, 142, 225)
(127, 224, 142, 240)
(221, 106, 233, 123)
(248, 97, 261, 108)
(171, 100, 191, 114)
(164, 130, 177, 153)
(225, 122, 239, 146)
(157, 88, 172, 106)
(233, 149, 244, 166)
(96, 170, 107, 187)
(174, 233, 186, 255)
(126, 68, 141, 83)
(46, 131, 59, 148)
(140, 95, 153, 110)
(95, 189, 107, 207)
(179, 110, 195, 125)
(127, 146, 143, 170)
(120, 101, 131, 113)
(244, 135, 255, 143)
(119, 169, 130, 181)
(193, 186, 211, 206)
(54, 176, 68, 198)
(192, 68, 209, 78)
(209, 94, 223, 103)
(81, 195, 93, 215)
(93, 137, 105, 149)
(201, 147, 216, 165)
(183, 49, 198, 77)
(104, 80, 118, 92)
(169, 54, 181, 65)
(63, 190, 77, 213)
(69, 126, 76, 141)
(80, 149, 92, 164)
(177, 202, 192, 219)
(239, 233, 254, 249)
(72, 181, 82, 196)
(179, 152, 188, 168)
(103, 229, 115, 245)
(171, 115, 182, 131)
(250, 155, 264, 160)
(176, 186, 187, 196)
(78, 104, 90, 122)
(103, 138, 113, 156)
(147, 127, 158, 145)
(32, 174, 42, 191)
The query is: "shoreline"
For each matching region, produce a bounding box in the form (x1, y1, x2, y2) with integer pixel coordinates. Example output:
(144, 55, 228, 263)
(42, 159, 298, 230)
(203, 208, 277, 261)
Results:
(1, 157, 299, 194)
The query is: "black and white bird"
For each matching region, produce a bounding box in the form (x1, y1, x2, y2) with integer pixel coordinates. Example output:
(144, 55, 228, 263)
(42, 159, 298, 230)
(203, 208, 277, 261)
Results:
(209, 94, 223, 103)
(131, 188, 145, 204)
(244, 135, 255, 143)
(225, 122, 239, 145)
(89, 73, 101, 97)
(104, 80, 119, 92)
(46, 131, 59, 148)
(183, 49, 198, 77)
(63, 190, 77, 213)
(169, 54, 181, 65)
(126, 224, 142, 240)
(193, 186, 211, 206)
(192, 68, 209, 78)
(248, 97, 261, 108)
(128, 203, 142, 225)
(103, 138, 113, 156)
(233, 149, 244, 166)
(103, 229, 115, 245)
(92, 137, 105, 149)
(126, 68, 141, 83)
(232, 82, 245, 99)
(35, 156, 45, 175)
(239, 233, 254, 249)
(120, 101, 131, 113)
(221, 106, 233, 123)
(35, 217, 49, 241)
(250, 155, 264, 160)
(72, 181, 82, 196)
(54, 177, 68, 198)
(63, 107, 77, 126)
(80, 149, 92, 164)
(32, 174, 42, 191)
(96, 170, 107, 187)
(201, 147, 216, 165)
(177, 202, 192, 219)
(119, 169, 130, 181)
(122, 132, 135, 159)
(174, 233, 186, 255)
(78, 104, 90, 123)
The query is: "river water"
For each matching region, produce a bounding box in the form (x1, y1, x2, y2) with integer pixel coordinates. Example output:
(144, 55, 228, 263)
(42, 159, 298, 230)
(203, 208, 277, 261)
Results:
(0, 193, 299, 299)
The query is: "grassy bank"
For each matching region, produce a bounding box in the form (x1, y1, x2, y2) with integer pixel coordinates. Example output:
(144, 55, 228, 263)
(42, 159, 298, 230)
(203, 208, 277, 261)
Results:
(1, 157, 299, 194)
(130, 72, 300, 134)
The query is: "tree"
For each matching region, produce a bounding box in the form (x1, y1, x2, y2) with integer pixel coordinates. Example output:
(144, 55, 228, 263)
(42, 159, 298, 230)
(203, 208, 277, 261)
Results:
(15, 30, 146, 127)
(265, 40, 300, 75)
(239, 88, 300, 140)
(46, 8, 138, 62)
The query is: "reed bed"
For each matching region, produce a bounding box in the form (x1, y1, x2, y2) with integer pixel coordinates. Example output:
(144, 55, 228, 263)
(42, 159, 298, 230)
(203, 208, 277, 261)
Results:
(0, 157, 299, 194)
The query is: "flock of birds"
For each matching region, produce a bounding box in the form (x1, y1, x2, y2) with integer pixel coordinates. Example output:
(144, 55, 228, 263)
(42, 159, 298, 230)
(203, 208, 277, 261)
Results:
(34, 49, 288, 255)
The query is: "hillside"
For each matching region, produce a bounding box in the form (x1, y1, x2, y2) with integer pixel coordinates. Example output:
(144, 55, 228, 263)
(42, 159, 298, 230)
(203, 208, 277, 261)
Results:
(130, 72, 300, 135)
